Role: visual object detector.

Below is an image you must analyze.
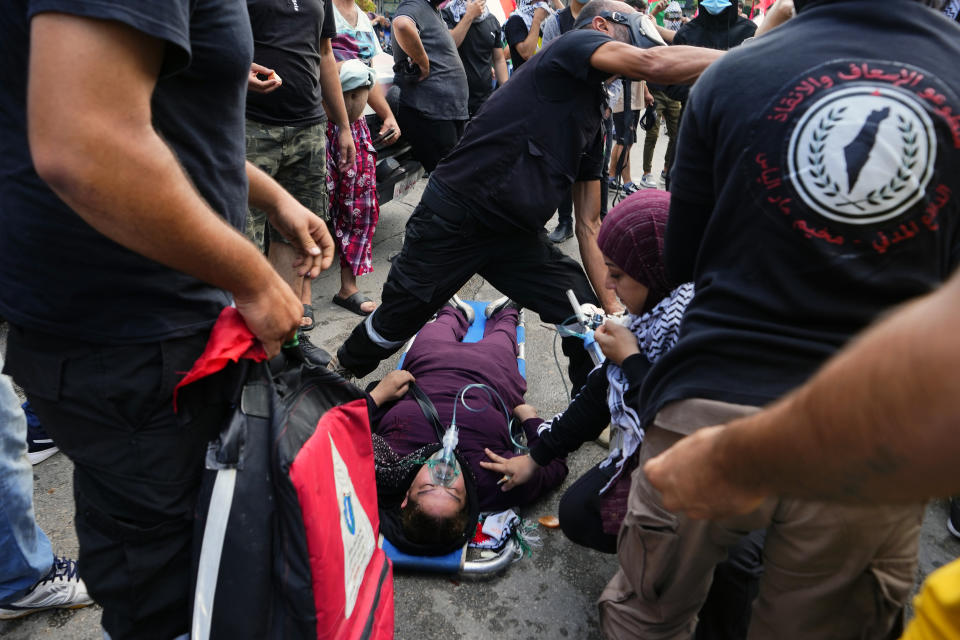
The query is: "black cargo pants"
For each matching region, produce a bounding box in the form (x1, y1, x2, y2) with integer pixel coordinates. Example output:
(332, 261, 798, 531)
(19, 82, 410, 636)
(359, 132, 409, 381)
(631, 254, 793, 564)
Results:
(4, 327, 228, 640)
(338, 202, 599, 389)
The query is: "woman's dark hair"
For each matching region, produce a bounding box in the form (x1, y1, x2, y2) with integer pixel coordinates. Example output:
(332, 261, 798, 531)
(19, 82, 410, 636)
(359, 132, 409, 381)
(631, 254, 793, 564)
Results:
(399, 497, 471, 549)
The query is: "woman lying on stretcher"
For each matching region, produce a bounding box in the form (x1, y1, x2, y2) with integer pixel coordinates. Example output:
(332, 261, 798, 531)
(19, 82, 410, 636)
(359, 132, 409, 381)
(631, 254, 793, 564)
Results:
(365, 300, 568, 556)
(480, 190, 694, 553)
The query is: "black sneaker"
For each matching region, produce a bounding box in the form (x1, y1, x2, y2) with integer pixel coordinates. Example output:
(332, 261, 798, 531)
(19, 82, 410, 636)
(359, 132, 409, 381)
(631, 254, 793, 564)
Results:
(327, 349, 357, 381)
(948, 497, 960, 539)
(23, 401, 58, 465)
(296, 334, 332, 368)
(548, 219, 573, 243)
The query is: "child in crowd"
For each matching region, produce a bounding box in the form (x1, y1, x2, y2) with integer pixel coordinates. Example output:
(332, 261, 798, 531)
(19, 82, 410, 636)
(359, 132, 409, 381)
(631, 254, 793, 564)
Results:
(326, 59, 382, 316)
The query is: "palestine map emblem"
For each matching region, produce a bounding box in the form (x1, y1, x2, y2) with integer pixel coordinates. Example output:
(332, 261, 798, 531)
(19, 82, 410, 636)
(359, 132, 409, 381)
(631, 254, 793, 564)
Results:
(786, 85, 936, 226)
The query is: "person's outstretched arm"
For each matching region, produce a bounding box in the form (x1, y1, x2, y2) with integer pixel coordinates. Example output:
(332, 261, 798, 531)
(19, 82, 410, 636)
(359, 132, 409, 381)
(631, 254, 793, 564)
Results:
(590, 40, 724, 85)
(28, 13, 302, 356)
(645, 269, 960, 519)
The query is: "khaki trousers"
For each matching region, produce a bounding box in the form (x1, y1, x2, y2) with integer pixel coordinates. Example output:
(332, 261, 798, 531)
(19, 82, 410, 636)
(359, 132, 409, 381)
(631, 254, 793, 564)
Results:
(598, 399, 924, 640)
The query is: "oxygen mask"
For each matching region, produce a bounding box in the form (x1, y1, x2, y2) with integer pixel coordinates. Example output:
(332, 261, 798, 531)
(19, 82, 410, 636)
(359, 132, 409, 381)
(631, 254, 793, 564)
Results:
(427, 425, 461, 487)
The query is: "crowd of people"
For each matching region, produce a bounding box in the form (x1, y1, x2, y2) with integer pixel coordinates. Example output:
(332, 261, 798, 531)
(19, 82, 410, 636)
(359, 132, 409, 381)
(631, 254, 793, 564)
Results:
(2, 0, 960, 638)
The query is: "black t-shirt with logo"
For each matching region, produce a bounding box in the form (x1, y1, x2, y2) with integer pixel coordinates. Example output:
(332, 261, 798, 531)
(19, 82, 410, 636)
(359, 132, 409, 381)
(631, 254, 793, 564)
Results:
(246, 0, 337, 126)
(426, 29, 611, 233)
(441, 10, 503, 116)
(641, 0, 960, 424)
(0, 0, 253, 343)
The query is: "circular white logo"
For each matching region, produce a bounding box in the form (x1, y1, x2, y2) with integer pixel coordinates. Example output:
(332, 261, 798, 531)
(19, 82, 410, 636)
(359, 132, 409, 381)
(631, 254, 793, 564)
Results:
(787, 85, 936, 225)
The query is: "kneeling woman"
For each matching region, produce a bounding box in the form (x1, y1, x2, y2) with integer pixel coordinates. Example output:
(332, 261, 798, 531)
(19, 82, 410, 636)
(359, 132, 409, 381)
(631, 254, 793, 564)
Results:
(481, 191, 764, 639)
(366, 301, 568, 556)
(480, 190, 690, 552)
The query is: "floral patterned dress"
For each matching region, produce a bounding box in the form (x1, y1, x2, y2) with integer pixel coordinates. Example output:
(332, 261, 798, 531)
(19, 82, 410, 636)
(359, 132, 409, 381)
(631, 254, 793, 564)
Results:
(326, 117, 378, 276)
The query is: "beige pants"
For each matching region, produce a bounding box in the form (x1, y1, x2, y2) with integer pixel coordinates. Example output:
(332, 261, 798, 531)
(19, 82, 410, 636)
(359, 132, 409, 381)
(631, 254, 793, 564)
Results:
(598, 399, 924, 640)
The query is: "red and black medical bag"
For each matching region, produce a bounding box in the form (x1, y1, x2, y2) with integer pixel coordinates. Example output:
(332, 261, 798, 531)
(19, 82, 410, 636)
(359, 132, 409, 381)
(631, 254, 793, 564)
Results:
(179, 310, 393, 640)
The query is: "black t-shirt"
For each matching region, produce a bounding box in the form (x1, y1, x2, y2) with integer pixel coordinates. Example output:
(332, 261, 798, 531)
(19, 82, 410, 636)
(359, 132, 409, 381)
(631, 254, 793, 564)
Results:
(555, 6, 575, 34)
(441, 10, 503, 116)
(426, 29, 611, 233)
(641, 0, 960, 424)
(0, 0, 253, 342)
(662, 6, 756, 102)
(504, 14, 532, 70)
(246, 0, 337, 126)
(393, 0, 469, 120)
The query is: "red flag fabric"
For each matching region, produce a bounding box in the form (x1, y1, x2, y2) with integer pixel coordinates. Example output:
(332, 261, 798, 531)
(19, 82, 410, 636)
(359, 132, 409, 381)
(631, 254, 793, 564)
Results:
(173, 306, 268, 410)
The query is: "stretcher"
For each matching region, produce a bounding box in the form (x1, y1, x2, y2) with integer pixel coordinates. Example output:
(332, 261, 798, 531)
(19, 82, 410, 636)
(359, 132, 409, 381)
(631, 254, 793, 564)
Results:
(385, 300, 525, 575)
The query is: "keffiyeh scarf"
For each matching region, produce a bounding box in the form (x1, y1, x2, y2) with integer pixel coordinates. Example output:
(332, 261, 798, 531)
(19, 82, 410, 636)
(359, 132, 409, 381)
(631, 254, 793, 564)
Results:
(514, 0, 553, 30)
(945, 0, 960, 21)
(664, 0, 683, 30)
(597, 283, 694, 492)
(447, 0, 491, 24)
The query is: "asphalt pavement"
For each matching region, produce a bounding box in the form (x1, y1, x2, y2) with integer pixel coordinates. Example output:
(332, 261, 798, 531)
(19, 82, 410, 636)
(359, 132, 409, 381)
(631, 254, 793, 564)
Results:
(2, 142, 959, 639)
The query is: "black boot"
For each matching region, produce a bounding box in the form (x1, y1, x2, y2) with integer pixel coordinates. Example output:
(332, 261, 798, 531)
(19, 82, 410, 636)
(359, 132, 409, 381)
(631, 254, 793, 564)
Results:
(548, 217, 573, 243)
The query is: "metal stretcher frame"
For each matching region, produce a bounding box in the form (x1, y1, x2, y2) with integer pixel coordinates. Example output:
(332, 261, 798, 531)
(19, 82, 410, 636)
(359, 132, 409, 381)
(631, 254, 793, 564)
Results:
(385, 300, 525, 575)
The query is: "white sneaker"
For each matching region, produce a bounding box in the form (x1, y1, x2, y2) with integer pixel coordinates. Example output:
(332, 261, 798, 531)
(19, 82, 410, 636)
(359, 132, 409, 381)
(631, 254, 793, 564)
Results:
(484, 297, 520, 319)
(638, 174, 658, 189)
(24, 401, 59, 465)
(0, 556, 93, 619)
(448, 295, 476, 323)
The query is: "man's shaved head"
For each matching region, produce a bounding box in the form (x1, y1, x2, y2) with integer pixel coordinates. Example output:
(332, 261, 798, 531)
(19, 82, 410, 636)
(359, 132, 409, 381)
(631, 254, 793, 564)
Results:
(576, 0, 636, 43)
(577, 0, 636, 25)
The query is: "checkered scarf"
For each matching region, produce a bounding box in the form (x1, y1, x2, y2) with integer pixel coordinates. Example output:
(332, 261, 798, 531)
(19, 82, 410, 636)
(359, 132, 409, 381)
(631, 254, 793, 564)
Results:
(945, 0, 960, 20)
(447, 0, 490, 24)
(514, 0, 553, 30)
(598, 283, 694, 490)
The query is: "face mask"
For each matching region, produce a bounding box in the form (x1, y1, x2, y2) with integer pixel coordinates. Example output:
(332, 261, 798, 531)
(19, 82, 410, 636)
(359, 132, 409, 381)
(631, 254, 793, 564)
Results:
(700, 0, 731, 15)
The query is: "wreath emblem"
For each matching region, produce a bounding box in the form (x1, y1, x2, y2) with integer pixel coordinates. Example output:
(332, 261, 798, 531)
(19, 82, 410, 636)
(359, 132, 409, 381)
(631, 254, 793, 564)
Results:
(807, 110, 917, 211)
(788, 85, 935, 225)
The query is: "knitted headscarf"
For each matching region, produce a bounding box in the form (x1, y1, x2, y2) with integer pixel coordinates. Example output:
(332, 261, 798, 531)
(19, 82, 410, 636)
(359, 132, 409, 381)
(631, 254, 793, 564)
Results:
(597, 189, 671, 314)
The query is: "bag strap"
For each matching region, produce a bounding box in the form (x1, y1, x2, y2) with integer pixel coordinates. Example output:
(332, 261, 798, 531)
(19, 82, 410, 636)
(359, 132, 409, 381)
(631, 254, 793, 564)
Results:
(407, 381, 446, 442)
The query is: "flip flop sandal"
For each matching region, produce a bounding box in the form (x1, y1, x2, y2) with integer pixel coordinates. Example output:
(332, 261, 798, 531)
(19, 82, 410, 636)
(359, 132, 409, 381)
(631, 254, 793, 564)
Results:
(332, 292, 375, 317)
(300, 303, 316, 331)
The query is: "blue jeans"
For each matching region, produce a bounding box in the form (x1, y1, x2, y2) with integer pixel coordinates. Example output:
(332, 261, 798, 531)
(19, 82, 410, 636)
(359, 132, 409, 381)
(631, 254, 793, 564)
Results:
(0, 352, 52, 604)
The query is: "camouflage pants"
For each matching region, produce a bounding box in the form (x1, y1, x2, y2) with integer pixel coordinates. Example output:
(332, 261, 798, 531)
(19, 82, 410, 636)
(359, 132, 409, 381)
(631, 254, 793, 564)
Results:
(244, 120, 329, 253)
